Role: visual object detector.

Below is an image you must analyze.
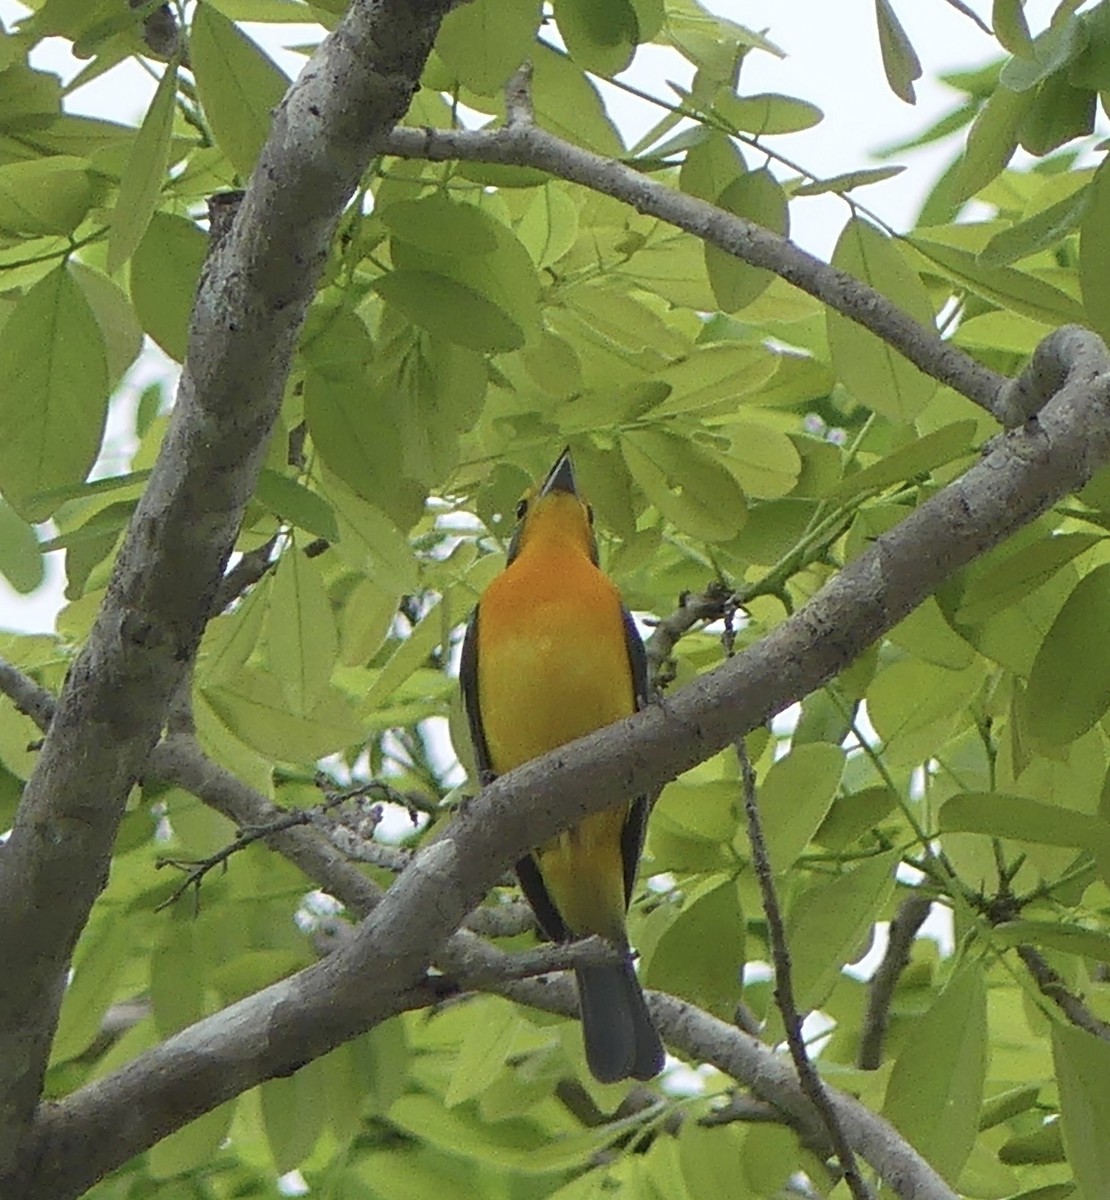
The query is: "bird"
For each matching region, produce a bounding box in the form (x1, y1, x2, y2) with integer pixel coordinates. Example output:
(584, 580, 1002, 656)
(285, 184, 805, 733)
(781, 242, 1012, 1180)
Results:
(459, 447, 664, 1084)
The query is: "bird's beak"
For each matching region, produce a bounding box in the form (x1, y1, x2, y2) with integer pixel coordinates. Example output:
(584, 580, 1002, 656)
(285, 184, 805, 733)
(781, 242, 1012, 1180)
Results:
(539, 447, 578, 498)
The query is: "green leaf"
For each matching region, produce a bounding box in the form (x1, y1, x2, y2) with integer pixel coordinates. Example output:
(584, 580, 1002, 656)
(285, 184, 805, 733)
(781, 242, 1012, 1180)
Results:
(1025, 562, 1110, 745)
(786, 851, 897, 1011)
(993, 919, 1110, 962)
(435, 0, 541, 95)
(190, 3, 289, 178)
(951, 85, 1030, 202)
(305, 370, 421, 529)
(148, 1103, 235, 1180)
(954, 532, 1102, 625)
(199, 576, 269, 687)
(979, 1084, 1041, 1130)
(108, 61, 177, 273)
(554, 0, 638, 76)
(516, 183, 579, 269)
(1071, 0, 1110, 88)
(364, 600, 443, 709)
(375, 270, 525, 354)
(980, 183, 1091, 265)
(706, 169, 788, 312)
(1000, 14, 1087, 92)
(715, 92, 822, 135)
(882, 964, 987, 1183)
(827, 217, 936, 423)
(908, 234, 1086, 325)
(679, 1122, 748, 1200)
(319, 468, 419, 594)
(0, 264, 109, 520)
(445, 996, 520, 1106)
(1018, 72, 1095, 156)
(381, 194, 500, 257)
(1080, 158, 1110, 344)
(721, 420, 802, 499)
(131, 211, 207, 361)
(255, 469, 339, 541)
(1053, 1024, 1110, 1200)
(0, 498, 43, 594)
(0, 155, 98, 235)
(340, 577, 401, 667)
(889, 597, 975, 670)
(261, 1055, 330, 1173)
(530, 42, 623, 158)
(678, 129, 743, 201)
(793, 165, 906, 196)
(267, 546, 338, 714)
(645, 875, 743, 1019)
(51, 907, 137, 1062)
(203, 666, 363, 760)
(69, 261, 143, 388)
(830, 420, 978, 501)
(151, 915, 204, 1037)
(875, 0, 922, 103)
(758, 743, 845, 871)
(621, 428, 746, 541)
(389, 203, 541, 348)
(994, 0, 1033, 58)
(939, 792, 1110, 852)
(814, 787, 897, 852)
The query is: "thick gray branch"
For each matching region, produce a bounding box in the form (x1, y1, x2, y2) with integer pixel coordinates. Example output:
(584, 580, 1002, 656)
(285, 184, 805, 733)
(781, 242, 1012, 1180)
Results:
(20, 326, 1110, 1199)
(0, 0, 453, 1186)
(384, 124, 1010, 420)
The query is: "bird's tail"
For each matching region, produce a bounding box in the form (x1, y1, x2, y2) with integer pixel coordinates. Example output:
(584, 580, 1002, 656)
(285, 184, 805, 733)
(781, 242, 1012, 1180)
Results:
(575, 959, 664, 1084)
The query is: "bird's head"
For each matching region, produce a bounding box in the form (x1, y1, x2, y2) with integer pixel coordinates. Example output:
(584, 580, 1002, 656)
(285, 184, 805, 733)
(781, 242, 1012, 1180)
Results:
(507, 448, 597, 565)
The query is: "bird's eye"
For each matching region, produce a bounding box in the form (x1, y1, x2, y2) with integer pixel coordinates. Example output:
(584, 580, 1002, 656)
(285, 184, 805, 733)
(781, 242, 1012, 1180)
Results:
(586, 503, 595, 525)
(515, 498, 528, 520)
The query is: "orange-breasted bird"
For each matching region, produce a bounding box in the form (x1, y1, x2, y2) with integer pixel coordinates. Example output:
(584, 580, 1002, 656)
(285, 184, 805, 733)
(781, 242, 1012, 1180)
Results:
(460, 448, 664, 1083)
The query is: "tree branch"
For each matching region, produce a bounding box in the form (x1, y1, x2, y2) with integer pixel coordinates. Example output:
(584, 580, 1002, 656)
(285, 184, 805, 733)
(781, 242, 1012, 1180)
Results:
(859, 893, 933, 1070)
(1016, 944, 1110, 1042)
(0, 0, 455, 1182)
(737, 743, 872, 1199)
(16, 319, 1107, 1196)
(384, 123, 1010, 419)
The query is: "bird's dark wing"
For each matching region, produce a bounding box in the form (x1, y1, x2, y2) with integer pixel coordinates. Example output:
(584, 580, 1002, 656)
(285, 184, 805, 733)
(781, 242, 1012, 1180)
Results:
(620, 607, 654, 907)
(459, 607, 493, 784)
(516, 854, 570, 942)
(623, 606, 653, 711)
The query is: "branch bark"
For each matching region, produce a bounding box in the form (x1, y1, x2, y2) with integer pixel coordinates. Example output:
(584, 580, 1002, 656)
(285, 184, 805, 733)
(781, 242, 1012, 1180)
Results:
(0, 0, 454, 1188)
(9, 322, 1109, 1198)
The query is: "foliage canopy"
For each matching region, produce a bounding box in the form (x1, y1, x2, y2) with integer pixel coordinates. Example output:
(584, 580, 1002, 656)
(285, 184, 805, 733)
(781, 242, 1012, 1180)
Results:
(1, 0, 1110, 1198)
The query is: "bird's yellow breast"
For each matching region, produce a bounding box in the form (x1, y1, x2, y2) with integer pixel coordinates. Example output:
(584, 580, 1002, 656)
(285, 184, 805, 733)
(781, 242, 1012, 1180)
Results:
(476, 549, 635, 773)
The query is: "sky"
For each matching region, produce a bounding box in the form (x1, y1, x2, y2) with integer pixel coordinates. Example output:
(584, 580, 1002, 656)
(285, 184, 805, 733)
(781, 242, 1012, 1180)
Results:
(0, 0, 1073, 632)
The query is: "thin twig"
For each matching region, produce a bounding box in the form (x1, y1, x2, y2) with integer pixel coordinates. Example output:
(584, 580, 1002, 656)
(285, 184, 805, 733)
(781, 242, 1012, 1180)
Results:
(1016, 946, 1110, 1041)
(209, 535, 280, 615)
(643, 582, 733, 687)
(858, 892, 932, 1069)
(737, 742, 874, 1200)
(504, 60, 534, 127)
(154, 779, 403, 911)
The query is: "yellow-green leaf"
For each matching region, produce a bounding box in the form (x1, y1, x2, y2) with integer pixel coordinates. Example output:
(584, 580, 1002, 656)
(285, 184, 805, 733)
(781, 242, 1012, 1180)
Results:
(190, 4, 289, 178)
(1052, 1024, 1110, 1200)
(883, 964, 987, 1183)
(108, 61, 177, 273)
(0, 264, 109, 520)
(1024, 562, 1110, 745)
(827, 217, 936, 423)
(268, 547, 338, 714)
